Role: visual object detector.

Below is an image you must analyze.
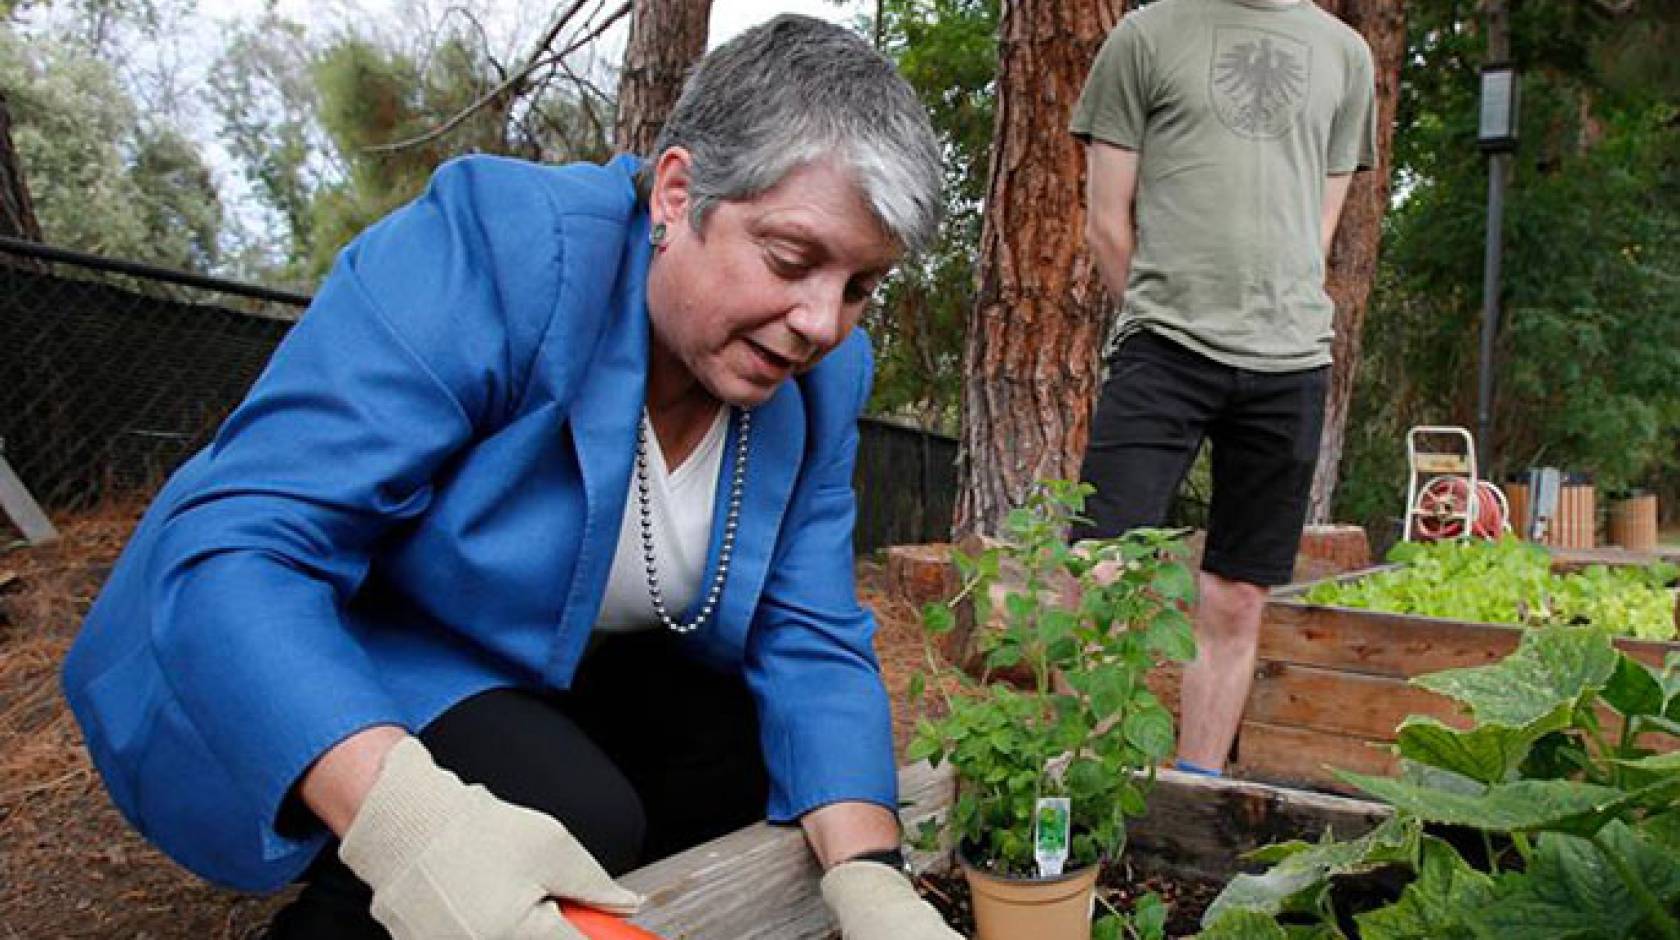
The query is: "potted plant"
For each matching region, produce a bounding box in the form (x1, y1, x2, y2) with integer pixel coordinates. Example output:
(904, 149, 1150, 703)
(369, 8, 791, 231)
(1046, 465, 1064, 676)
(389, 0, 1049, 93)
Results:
(1196, 623, 1680, 938)
(906, 481, 1198, 940)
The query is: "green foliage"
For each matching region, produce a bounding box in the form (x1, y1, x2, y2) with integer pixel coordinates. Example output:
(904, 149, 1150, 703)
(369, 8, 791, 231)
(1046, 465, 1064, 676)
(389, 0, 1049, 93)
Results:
(1095, 889, 1167, 940)
(1334, 0, 1680, 535)
(1197, 626, 1680, 939)
(206, 13, 324, 284)
(324, 27, 612, 276)
(1304, 537, 1679, 640)
(0, 25, 220, 269)
(907, 481, 1196, 877)
(204, 8, 611, 283)
(863, 0, 997, 431)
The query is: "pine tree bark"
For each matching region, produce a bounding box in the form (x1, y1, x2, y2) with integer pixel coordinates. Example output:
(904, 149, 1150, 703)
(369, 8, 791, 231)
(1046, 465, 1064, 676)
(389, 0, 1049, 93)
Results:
(613, 0, 714, 156)
(953, 0, 1124, 538)
(0, 92, 43, 243)
(1307, 0, 1407, 523)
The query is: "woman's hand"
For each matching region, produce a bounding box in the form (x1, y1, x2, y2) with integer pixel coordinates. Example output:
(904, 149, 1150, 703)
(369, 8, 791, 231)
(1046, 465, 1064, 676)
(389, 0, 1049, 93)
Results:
(337, 736, 642, 940)
(820, 860, 961, 939)
(805, 802, 959, 937)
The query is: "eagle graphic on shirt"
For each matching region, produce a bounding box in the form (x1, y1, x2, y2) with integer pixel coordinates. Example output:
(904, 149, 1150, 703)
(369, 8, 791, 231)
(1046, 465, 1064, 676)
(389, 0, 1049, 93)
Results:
(1210, 27, 1311, 139)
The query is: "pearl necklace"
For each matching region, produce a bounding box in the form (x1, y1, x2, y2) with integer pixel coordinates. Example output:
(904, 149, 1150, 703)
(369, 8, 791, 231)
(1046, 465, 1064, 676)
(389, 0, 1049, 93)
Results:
(634, 408, 751, 634)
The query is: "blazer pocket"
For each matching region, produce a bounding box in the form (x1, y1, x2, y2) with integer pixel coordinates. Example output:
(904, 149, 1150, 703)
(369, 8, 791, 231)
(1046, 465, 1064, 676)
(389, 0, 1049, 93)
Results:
(78, 643, 166, 814)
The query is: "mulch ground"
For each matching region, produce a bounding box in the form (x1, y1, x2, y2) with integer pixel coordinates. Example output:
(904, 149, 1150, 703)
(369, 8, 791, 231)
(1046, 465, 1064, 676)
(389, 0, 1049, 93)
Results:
(0, 506, 296, 938)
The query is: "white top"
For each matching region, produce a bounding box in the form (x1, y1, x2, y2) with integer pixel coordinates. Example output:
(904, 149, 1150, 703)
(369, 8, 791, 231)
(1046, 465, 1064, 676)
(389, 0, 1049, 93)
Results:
(595, 407, 728, 632)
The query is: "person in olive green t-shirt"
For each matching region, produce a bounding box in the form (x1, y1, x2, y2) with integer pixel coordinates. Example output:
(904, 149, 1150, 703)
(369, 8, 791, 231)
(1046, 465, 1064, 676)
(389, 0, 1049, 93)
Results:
(1069, 0, 1377, 776)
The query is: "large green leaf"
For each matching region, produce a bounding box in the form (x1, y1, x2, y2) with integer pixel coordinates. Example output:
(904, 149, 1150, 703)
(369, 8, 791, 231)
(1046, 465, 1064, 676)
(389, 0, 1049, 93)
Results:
(1469, 822, 1680, 938)
(1643, 809, 1680, 852)
(1394, 703, 1572, 784)
(1602, 654, 1667, 719)
(1610, 750, 1680, 790)
(1122, 703, 1175, 759)
(1144, 606, 1197, 662)
(1192, 910, 1289, 939)
(1354, 837, 1493, 939)
(1202, 817, 1417, 926)
(1395, 758, 1490, 796)
(1336, 773, 1631, 837)
(1411, 626, 1618, 727)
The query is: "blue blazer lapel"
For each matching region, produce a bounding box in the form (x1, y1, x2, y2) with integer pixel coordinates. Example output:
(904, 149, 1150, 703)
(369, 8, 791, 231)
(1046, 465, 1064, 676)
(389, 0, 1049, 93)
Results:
(685, 381, 803, 666)
(546, 213, 651, 684)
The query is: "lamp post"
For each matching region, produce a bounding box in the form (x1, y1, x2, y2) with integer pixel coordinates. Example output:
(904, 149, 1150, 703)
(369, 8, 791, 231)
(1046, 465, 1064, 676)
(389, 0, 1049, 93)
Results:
(1476, 60, 1518, 475)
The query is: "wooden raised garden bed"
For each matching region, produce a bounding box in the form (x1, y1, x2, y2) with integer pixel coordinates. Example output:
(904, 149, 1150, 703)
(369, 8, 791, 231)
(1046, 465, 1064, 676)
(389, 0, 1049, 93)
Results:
(622, 762, 1388, 939)
(884, 541, 1680, 796)
(1185, 548, 1680, 793)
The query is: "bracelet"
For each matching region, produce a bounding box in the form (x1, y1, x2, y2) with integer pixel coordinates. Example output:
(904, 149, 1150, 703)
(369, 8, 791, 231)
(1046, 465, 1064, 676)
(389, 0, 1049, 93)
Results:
(842, 847, 910, 877)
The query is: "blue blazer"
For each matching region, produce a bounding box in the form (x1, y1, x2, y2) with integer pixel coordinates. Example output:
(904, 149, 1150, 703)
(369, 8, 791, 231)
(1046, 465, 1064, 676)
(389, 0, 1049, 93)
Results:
(61, 155, 895, 892)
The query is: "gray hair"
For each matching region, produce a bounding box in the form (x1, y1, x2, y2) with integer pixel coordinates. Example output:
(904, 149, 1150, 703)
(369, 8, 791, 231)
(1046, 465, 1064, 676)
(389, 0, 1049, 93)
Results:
(642, 14, 942, 254)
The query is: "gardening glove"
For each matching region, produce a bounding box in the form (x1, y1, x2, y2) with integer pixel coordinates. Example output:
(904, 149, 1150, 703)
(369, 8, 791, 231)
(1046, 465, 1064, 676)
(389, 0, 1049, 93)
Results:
(339, 736, 642, 940)
(821, 859, 962, 940)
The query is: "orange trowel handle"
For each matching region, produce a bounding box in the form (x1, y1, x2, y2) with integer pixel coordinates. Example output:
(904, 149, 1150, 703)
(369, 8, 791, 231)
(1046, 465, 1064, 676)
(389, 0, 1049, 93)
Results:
(557, 902, 667, 940)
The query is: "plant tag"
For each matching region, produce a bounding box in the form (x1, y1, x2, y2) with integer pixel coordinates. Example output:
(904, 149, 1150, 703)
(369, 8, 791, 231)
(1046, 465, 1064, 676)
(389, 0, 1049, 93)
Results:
(1034, 797, 1071, 877)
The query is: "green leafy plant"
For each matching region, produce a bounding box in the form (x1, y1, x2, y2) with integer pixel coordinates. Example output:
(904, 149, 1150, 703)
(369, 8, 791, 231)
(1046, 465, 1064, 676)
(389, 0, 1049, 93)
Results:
(1095, 891, 1168, 940)
(1305, 537, 1678, 641)
(906, 480, 1197, 880)
(1196, 624, 1680, 938)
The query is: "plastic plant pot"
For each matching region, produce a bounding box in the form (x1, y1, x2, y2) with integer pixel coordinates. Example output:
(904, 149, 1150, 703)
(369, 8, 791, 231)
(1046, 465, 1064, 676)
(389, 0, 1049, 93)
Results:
(958, 849, 1100, 940)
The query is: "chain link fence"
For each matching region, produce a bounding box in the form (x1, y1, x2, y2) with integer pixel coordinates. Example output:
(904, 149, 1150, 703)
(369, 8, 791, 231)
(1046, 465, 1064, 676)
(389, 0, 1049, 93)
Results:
(1, 236, 956, 546)
(1, 237, 304, 515)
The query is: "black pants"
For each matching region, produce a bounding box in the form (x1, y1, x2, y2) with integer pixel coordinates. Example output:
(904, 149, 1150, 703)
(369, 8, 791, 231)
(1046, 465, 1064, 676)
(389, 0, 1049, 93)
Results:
(266, 631, 770, 939)
(1073, 330, 1329, 587)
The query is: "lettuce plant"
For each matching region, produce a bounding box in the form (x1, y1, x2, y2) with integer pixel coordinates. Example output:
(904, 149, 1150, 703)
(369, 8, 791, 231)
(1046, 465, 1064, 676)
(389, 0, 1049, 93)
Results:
(1197, 625, 1680, 939)
(906, 481, 1197, 878)
(1305, 537, 1678, 641)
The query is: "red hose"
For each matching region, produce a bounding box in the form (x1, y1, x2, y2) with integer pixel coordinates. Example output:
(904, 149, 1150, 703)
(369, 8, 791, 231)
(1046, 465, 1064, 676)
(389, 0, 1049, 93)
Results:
(1414, 477, 1507, 540)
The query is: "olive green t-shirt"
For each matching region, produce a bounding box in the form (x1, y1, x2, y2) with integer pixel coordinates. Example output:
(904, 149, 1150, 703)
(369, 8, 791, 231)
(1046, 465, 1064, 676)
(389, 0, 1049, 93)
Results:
(1071, 0, 1377, 372)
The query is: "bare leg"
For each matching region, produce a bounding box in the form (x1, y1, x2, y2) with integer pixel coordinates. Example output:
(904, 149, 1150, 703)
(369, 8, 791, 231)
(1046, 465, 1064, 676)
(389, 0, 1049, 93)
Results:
(1176, 571, 1267, 771)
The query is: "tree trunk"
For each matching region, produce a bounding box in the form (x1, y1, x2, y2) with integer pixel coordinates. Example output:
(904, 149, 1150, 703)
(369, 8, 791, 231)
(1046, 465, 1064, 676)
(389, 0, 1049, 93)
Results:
(1306, 0, 1407, 523)
(613, 0, 714, 156)
(953, 0, 1123, 538)
(0, 92, 43, 243)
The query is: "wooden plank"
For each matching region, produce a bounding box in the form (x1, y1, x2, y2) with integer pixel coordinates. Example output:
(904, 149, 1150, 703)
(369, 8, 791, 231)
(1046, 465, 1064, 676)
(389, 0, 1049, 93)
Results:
(623, 760, 953, 939)
(0, 454, 57, 545)
(1265, 600, 1677, 674)
(1555, 544, 1680, 566)
(1122, 768, 1390, 883)
(1151, 661, 1466, 743)
(1232, 721, 1399, 795)
(623, 820, 827, 939)
(1244, 661, 1466, 741)
(1261, 601, 1522, 677)
(1253, 663, 1676, 754)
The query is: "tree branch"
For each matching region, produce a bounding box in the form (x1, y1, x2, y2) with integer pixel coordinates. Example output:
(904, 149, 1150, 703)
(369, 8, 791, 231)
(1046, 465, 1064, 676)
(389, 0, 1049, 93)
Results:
(363, 0, 628, 155)
(556, 57, 612, 151)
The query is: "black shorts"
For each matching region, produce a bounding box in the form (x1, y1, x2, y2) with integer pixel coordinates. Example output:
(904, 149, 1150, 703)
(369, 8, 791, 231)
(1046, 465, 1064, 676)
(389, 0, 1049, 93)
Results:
(1072, 331, 1329, 587)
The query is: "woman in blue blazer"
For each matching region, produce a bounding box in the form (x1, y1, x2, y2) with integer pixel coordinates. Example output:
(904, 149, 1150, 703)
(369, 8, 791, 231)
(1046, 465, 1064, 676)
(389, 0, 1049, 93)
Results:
(62, 16, 957, 940)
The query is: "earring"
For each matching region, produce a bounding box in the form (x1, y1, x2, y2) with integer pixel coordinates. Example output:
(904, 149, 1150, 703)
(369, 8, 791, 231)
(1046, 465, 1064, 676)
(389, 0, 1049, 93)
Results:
(649, 222, 669, 250)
